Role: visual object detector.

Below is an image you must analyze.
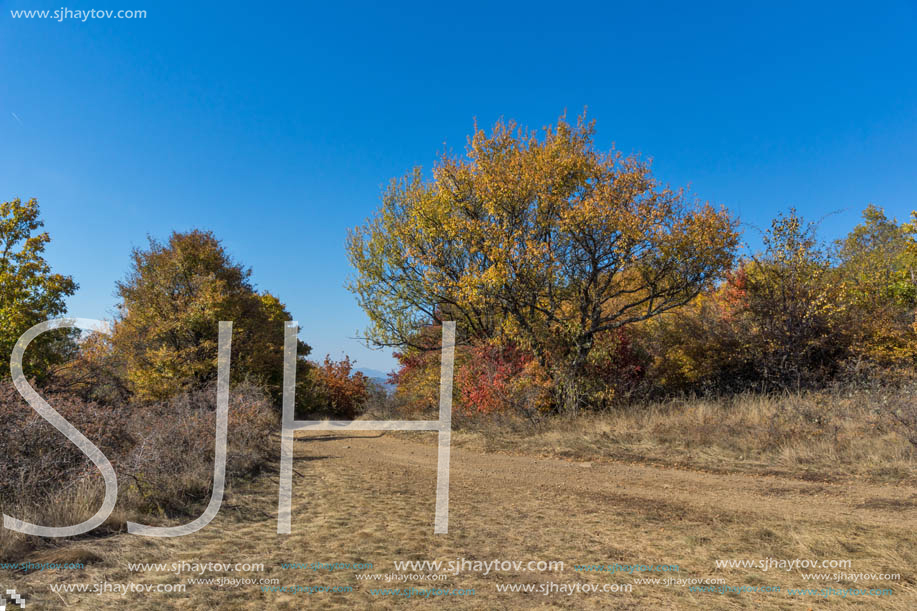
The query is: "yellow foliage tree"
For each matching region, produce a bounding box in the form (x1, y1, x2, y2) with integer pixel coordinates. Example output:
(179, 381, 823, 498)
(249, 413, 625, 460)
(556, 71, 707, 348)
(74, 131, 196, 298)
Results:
(347, 113, 738, 411)
(0, 198, 78, 383)
(837, 205, 917, 366)
(110, 230, 311, 403)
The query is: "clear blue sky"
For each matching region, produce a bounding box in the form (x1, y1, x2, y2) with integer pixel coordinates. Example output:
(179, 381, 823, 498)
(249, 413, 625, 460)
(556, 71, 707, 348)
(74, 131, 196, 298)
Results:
(2, 1, 915, 372)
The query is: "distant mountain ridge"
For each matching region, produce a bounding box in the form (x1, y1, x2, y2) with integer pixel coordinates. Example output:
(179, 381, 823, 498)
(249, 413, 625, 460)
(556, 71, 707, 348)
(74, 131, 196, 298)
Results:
(357, 368, 396, 390)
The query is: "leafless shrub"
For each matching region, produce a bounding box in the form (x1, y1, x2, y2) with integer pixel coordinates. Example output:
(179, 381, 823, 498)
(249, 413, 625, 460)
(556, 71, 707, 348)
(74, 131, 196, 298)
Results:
(871, 383, 917, 448)
(0, 380, 277, 559)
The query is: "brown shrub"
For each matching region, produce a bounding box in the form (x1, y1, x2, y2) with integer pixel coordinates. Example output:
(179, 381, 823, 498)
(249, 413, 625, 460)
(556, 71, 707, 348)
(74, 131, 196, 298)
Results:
(0, 381, 135, 504)
(0, 380, 277, 559)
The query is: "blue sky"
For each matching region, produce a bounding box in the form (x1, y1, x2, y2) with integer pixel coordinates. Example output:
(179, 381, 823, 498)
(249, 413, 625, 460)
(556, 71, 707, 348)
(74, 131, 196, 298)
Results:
(1, 1, 915, 372)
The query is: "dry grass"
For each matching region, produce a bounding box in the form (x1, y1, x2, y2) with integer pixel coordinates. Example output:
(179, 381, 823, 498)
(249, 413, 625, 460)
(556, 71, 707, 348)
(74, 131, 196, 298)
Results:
(2, 388, 915, 609)
(3, 429, 915, 610)
(436, 388, 917, 484)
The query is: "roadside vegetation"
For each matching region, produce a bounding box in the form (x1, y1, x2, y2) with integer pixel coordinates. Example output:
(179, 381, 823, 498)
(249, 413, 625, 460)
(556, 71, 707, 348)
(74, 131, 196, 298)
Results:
(0, 200, 368, 559)
(349, 114, 917, 479)
(2, 112, 916, 566)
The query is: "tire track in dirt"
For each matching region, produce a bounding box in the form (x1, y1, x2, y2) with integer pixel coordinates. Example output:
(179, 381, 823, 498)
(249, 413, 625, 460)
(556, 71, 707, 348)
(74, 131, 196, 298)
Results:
(337, 432, 915, 530)
(7, 431, 916, 610)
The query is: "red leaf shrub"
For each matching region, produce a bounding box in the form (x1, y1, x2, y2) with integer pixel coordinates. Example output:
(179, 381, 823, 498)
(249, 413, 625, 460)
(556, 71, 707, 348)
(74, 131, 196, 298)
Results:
(306, 356, 369, 419)
(456, 342, 552, 415)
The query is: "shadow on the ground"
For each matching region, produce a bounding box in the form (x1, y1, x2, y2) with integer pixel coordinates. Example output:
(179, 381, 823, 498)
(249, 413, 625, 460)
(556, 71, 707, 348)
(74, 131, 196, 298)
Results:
(294, 433, 387, 442)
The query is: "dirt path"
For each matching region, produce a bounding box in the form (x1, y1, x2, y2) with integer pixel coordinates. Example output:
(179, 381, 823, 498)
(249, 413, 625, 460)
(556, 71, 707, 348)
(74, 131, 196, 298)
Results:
(7, 432, 916, 609)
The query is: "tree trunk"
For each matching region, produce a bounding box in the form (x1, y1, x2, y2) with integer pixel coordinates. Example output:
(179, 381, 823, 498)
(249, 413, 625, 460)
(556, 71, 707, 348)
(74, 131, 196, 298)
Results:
(555, 336, 593, 415)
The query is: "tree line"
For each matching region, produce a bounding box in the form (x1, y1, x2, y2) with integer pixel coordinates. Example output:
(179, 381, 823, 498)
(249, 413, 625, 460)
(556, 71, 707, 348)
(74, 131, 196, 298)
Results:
(0, 199, 367, 417)
(3, 113, 915, 420)
(346, 113, 916, 416)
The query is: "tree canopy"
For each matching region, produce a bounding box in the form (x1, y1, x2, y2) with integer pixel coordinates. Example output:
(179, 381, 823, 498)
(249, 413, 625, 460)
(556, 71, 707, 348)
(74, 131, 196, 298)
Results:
(347, 114, 739, 411)
(110, 230, 310, 403)
(0, 198, 78, 382)
(837, 204, 917, 308)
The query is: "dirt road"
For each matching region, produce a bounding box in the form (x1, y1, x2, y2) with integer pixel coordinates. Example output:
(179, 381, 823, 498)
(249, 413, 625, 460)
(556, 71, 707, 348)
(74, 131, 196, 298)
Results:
(7, 432, 916, 609)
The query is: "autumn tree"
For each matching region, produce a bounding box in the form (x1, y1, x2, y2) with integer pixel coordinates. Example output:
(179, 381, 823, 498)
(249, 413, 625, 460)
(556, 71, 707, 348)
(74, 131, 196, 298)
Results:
(837, 205, 916, 306)
(738, 211, 849, 385)
(0, 198, 78, 382)
(110, 230, 311, 403)
(837, 205, 917, 366)
(306, 355, 369, 419)
(347, 114, 739, 412)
